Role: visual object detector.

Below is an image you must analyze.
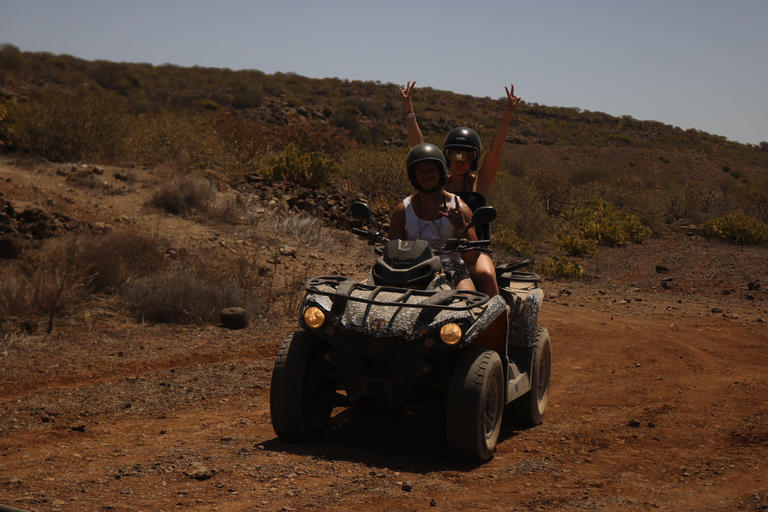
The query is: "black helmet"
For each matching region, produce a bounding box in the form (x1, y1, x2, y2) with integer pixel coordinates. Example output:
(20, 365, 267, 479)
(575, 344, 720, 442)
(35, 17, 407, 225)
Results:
(406, 143, 447, 192)
(443, 127, 481, 171)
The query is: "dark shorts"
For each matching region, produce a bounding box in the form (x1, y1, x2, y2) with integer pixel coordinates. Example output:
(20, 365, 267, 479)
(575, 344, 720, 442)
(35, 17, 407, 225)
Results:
(442, 260, 471, 286)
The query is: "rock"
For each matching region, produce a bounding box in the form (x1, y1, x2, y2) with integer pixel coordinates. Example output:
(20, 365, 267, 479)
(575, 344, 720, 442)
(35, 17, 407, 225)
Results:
(0, 235, 20, 259)
(628, 419, 641, 428)
(220, 307, 249, 330)
(655, 265, 670, 273)
(711, 307, 724, 313)
(184, 462, 213, 481)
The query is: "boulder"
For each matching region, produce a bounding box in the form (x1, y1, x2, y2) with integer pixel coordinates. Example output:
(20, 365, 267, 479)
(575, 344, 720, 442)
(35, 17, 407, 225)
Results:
(220, 307, 249, 330)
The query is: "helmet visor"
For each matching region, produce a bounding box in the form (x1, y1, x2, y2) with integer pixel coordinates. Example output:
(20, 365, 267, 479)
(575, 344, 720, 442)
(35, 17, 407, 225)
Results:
(445, 148, 476, 163)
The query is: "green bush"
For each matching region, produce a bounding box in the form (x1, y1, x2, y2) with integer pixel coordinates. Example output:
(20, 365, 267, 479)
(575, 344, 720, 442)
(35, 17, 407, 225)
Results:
(705, 213, 768, 245)
(557, 232, 599, 257)
(563, 199, 651, 247)
(269, 144, 339, 187)
(491, 229, 534, 255)
(535, 256, 586, 279)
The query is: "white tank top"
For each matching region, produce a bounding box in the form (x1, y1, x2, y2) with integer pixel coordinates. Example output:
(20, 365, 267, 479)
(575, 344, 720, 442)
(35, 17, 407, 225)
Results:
(403, 194, 463, 265)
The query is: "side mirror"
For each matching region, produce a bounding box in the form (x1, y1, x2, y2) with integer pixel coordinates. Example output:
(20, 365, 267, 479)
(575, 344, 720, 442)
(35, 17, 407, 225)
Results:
(458, 206, 497, 237)
(471, 206, 497, 226)
(350, 201, 374, 222)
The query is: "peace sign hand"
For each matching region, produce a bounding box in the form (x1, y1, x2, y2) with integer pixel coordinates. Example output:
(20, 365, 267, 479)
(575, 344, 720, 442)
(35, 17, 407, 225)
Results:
(399, 80, 416, 112)
(505, 83, 521, 113)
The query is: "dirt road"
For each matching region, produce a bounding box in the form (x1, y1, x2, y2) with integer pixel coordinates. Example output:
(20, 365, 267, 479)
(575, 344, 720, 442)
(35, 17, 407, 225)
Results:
(2, 302, 767, 512)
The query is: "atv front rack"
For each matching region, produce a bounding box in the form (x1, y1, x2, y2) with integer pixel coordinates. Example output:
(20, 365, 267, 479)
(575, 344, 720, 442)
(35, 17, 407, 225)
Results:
(302, 276, 505, 344)
(305, 276, 491, 311)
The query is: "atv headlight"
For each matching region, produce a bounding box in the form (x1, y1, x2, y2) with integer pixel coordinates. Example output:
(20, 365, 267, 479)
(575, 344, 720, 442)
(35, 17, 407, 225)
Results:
(440, 323, 462, 345)
(303, 306, 325, 329)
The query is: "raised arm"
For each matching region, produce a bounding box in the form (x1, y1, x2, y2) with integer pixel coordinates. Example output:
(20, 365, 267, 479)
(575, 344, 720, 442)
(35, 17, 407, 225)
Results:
(474, 84, 521, 198)
(399, 81, 425, 147)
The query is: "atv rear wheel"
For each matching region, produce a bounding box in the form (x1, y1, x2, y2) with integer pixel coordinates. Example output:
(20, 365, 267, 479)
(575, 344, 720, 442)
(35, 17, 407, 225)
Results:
(269, 331, 335, 441)
(509, 327, 551, 425)
(446, 347, 505, 462)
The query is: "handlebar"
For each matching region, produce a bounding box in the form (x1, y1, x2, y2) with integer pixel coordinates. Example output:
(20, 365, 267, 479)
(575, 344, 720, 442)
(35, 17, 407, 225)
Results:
(352, 228, 488, 254)
(433, 238, 491, 254)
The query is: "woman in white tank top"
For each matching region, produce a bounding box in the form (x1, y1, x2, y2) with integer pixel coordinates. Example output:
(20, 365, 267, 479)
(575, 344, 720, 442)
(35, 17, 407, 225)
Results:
(388, 144, 478, 291)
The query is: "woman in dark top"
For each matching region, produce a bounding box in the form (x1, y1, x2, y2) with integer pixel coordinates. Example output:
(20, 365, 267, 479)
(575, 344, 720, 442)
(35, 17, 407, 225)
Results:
(399, 81, 521, 204)
(398, 81, 521, 297)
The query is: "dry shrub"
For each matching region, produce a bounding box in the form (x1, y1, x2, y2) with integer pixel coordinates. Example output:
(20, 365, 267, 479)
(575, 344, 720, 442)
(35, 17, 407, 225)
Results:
(275, 122, 353, 158)
(0, 260, 40, 319)
(568, 167, 613, 186)
(132, 113, 220, 171)
(660, 182, 703, 224)
(0, 229, 167, 332)
(65, 169, 109, 192)
(530, 168, 571, 214)
(132, 112, 271, 175)
(2, 90, 132, 162)
(78, 229, 167, 293)
(488, 172, 551, 242)
(120, 264, 252, 324)
(501, 157, 531, 178)
(338, 146, 411, 208)
(261, 211, 327, 248)
(149, 171, 217, 216)
(120, 250, 305, 325)
(208, 112, 275, 174)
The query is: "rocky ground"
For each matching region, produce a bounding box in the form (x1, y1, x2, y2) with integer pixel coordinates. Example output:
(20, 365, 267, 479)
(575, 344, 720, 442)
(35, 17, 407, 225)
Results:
(1, 156, 767, 512)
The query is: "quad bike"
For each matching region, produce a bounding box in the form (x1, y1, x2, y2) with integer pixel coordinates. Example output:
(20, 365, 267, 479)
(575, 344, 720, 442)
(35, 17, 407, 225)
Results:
(269, 202, 551, 462)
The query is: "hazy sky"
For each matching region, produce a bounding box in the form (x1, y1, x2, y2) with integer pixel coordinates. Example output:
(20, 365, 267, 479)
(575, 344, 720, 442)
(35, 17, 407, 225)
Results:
(2, 0, 767, 145)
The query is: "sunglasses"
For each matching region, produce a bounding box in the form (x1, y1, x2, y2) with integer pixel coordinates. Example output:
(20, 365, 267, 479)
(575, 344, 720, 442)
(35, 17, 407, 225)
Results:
(445, 149, 475, 163)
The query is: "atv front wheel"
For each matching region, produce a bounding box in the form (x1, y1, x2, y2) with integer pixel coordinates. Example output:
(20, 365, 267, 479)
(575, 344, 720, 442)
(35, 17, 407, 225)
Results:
(269, 331, 335, 441)
(509, 326, 551, 425)
(446, 347, 505, 462)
